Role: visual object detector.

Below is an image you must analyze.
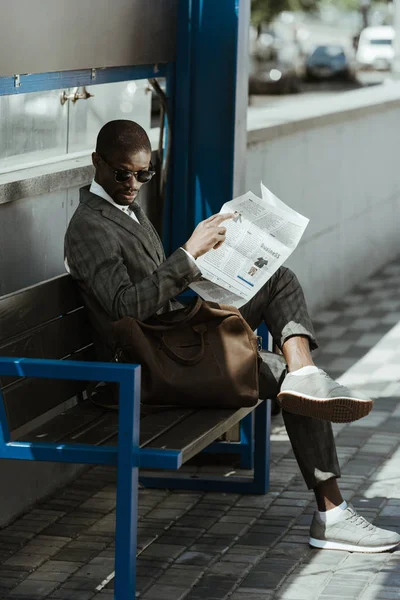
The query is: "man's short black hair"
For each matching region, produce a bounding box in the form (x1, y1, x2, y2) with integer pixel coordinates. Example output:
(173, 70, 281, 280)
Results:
(96, 120, 151, 160)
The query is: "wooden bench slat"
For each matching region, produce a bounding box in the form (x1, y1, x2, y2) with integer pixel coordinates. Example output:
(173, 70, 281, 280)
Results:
(16, 401, 106, 443)
(139, 407, 195, 446)
(0, 309, 92, 387)
(144, 404, 259, 463)
(0, 275, 82, 343)
(67, 413, 120, 446)
(16, 399, 194, 450)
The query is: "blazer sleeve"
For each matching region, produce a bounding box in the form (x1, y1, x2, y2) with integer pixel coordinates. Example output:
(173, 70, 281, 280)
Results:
(65, 215, 202, 322)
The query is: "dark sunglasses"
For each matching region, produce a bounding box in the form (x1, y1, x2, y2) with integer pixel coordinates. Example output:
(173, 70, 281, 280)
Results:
(99, 154, 156, 184)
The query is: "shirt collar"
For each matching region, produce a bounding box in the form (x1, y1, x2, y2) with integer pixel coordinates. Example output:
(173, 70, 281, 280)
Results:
(90, 179, 133, 217)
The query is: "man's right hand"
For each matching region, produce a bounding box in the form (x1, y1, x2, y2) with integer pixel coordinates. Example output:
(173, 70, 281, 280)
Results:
(182, 213, 235, 259)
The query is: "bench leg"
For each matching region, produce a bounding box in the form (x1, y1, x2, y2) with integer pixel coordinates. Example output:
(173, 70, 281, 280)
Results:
(239, 412, 254, 469)
(115, 465, 138, 600)
(252, 396, 270, 494)
(114, 375, 141, 600)
(139, 400, 271, 495)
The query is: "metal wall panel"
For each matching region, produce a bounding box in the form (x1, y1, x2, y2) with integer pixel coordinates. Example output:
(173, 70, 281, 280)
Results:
(0, 191, 67, 295)
(0, 0, 178, 77)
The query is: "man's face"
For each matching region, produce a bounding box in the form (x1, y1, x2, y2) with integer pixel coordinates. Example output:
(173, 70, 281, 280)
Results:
(92, 149, 152, 206)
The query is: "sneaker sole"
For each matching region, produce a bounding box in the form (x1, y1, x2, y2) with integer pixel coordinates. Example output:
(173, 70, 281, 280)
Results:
(309, 536, 400, 553)
(277, 391, 373, 423)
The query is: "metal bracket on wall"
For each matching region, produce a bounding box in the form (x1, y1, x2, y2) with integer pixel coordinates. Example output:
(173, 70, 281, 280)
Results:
(14, 75, 21, 88)
(60, 86, 94, 105)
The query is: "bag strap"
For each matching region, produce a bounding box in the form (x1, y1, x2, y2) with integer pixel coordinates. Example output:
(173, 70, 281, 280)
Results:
(140, 297, 204, 331)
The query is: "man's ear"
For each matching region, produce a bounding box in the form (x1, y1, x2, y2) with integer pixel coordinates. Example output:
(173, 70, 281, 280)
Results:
(92, 152, 100, 168)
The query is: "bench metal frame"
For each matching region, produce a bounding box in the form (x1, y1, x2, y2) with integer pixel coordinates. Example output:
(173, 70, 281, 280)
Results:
(0, 358, 144, 600)
(0, 356, 270, 599)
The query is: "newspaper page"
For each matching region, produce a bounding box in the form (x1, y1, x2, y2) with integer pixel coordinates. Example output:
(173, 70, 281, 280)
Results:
(189, 182, 309, 308)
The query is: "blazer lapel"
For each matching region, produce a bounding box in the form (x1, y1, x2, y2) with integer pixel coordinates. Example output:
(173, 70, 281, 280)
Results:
(80, 188, 161, 264)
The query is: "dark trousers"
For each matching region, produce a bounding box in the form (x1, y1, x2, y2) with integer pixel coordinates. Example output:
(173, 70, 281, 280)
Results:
(239, 267, 341, 490)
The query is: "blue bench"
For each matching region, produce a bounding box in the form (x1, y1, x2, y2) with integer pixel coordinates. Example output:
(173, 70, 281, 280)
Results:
(0, 274, 270, 600)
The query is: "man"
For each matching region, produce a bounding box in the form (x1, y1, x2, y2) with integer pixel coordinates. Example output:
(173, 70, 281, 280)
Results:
(65, 120, 399, 553)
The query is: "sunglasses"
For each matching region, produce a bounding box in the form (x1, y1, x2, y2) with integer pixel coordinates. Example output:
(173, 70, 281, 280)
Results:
(99, 154, 156, 184)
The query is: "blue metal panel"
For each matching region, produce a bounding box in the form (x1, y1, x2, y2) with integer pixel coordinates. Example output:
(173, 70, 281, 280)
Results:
(170, 0, 240, 249)
(167, 0, 193, 254)
(162, 62, 177, 254)
(0, 64, 167, 97)
(257, 322, 270, 350)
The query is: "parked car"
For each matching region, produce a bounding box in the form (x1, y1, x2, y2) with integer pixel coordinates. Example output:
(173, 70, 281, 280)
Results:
(356, 26, 394, 71)
(305, 44, 356, 81)
(249, 29, 304, 95)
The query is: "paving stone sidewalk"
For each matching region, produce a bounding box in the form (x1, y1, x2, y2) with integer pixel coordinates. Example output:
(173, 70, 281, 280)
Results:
(2, 260, 400, 600)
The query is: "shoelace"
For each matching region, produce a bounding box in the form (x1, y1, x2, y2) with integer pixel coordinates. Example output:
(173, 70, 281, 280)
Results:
(345, 509, 376, 531)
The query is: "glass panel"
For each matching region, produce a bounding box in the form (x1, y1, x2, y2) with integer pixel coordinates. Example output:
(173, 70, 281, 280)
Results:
(67, 79, 152, 154)
(0, 90, 68, 172)
(0, 78, 152, 174)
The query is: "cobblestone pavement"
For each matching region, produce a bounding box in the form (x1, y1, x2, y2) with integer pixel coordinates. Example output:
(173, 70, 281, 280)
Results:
(2, 260, 400, 600)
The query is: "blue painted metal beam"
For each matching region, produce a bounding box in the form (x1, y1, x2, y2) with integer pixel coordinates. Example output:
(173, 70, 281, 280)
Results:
(0, 357, 140, 383)
(0, 442, 182, 470)
(0, 64, 167, 96)
(170, 0, 241, 249)
(0, 441, 120, 464)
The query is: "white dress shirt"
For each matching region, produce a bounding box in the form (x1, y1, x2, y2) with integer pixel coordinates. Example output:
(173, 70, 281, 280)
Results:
(89, 179, 140, 223)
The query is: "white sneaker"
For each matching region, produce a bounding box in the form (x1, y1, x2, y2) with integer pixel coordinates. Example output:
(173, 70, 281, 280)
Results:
(309, 504, 400, 553)
(278, 369, 373, 423)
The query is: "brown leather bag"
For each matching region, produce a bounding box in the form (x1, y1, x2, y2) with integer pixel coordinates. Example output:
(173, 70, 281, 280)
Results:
(112, 298, 261, 408)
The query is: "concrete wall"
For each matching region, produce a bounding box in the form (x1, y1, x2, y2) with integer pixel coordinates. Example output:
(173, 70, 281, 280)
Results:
(246, 83, 400, 314)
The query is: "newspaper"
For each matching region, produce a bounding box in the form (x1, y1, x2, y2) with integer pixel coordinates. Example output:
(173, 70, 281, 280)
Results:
(189, 182, 309, 308)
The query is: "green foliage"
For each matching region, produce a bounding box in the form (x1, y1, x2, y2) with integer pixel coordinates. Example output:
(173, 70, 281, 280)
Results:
(251, 0, 388, 27)
(251, 0, 319, 27)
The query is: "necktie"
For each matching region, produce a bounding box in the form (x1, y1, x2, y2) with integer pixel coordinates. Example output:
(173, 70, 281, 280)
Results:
(129, 203, 164, 261)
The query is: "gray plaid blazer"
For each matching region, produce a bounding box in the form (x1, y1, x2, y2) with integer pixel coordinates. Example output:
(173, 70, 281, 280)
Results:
(65, 186, 202, 360)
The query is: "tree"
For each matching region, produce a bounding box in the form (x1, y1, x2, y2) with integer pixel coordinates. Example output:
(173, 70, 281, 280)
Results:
(251, 0, 320, 28)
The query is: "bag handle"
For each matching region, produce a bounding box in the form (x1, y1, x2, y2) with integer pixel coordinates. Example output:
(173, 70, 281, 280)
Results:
(141, 297, 204, 332)
(160, 323, 207, 366)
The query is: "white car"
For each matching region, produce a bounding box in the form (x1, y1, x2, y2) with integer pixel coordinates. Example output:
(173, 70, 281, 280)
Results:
(356, 26, 394, 71)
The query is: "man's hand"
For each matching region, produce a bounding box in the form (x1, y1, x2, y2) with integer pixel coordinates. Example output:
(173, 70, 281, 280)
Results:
(182, 213, 235, 259)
